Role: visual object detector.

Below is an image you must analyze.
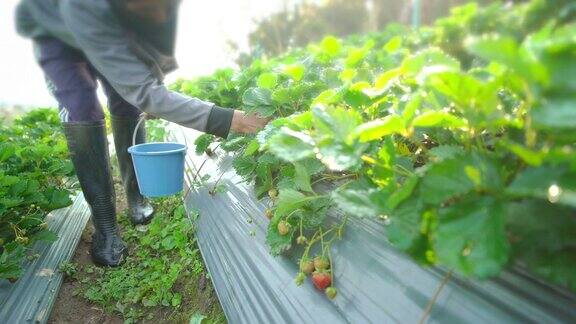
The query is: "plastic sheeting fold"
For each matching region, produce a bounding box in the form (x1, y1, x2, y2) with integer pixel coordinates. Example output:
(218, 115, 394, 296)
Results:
(176, 128, 575, 324)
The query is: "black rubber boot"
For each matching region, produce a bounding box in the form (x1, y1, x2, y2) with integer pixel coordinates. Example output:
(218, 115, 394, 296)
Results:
(110, 116, 154, 225)
(63, 120, 126, 267)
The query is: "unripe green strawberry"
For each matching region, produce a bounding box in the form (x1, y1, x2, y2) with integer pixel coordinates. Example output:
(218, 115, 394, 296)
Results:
(265, 209, 273, 220)
(296, 235, 307, 245)
(277, 221, 291, 236)
(325, 287, 337, 299)
(294, 272, 306, 286)
(268, 188, 278, 199)
(314, 256, 329, 270)
(300, 259, 315, 274)
(15, 236, 29, 245)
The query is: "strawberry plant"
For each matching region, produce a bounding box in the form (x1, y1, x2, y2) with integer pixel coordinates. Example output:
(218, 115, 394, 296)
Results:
(77, 198, 225, 323)
(0, 109, 75, 280)
(175, 0, 576, 297)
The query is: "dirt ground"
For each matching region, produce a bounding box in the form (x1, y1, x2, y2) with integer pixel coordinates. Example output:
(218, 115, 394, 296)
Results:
(47, 141, 224, 323)
(47, 177, 223, 324)
(47, 181, 127, 324)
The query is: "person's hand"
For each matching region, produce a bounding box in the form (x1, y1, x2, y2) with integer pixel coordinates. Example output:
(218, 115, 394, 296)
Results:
(230, 110, 270, 134)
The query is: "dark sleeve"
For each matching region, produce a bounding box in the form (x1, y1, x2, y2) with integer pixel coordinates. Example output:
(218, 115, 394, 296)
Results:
(206, 106, 234, 138)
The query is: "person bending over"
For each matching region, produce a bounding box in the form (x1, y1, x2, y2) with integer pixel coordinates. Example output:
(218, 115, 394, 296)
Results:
(15, 0, 269, 266)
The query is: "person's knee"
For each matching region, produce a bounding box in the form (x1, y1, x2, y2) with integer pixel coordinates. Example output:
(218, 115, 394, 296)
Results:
(56, 88, 105, 123)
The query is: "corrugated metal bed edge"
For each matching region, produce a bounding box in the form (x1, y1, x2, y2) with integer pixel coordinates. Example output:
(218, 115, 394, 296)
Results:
(172, 127, 576, 324)
(0, 193, 91, 323)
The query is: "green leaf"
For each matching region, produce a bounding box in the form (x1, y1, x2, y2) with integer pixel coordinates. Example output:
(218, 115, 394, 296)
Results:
(283, 64, 305, 81)
(232, 156, 256, 177)
(267, 128, 316, 162)
(220, 136, 248, 151)
(383, 36, 402, 53)
(298, 198, 331, 229)
(506, 166, 576, 207)
(43, 189, 72, 211)
(320, 36, 341, 57)
(507, 200, 576, 291)
(161, 236, 176, 250)
(257, 73, 278, 89)
(194, 134, 215, 155)
(0, 196, 24, 208)
(339, 68, 357, 82)
(412, 111, 467, 128)
(189, 312, 207, 324)
(531, 97, 576, 130)
(255, 163, 273, 198)
(351, 115, 405, 143)
(243, 139, 260, 157)
(332, 188, 383, 218)
(242, 88, 274, 116)
(499, 140, 543, 166)
(0, 245, 26, 279)
(421, 152, 502, 205)
(0, 175, 19, 188)
(401, 48, 460, 76)
(32, 229, 58, 243)
(387, 175, 419, 210)
(428, 145, 465, 162)
(266, 212, 294, 256)
(313, 89, 343, 105)
(0, 144, 15, 162)
(271, 88, 292, 104)
(387, 198, 423, 251)
(426, 71, 499, 121)
(275, 189, 318, 217)
(465, 35, 547, 84)
(435, 196, 508, 278)
(362, 68, 401, 97)
(345, 47, 370, 67)
(171, 293, 182, 307)
(312, 105, 363, 143)
(317, 140, 367, 171)
(294, 162, 313, 193)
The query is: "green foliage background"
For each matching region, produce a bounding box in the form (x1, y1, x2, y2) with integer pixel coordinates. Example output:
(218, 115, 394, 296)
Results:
(0, 109, 75, 279)
(174, 0, 576, 292)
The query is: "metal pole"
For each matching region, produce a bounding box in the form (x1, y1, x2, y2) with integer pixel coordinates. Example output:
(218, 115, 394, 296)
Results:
(412, 0, 421, 28)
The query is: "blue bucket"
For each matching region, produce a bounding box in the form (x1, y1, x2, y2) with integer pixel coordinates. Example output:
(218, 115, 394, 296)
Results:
(128, 142, 187, 197)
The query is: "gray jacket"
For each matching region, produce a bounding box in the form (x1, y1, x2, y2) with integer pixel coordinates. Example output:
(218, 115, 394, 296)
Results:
(15, 0, 233, 138)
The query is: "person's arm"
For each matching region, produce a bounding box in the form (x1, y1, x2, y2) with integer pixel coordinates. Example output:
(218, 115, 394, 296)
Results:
(59, 0, 265, 137)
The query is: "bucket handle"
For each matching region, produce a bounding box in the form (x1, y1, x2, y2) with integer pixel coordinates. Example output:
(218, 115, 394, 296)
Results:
(133, 113, 189, 150)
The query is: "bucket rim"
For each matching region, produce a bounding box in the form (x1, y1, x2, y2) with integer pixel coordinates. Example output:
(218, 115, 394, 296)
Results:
(128, 142, 187, 156)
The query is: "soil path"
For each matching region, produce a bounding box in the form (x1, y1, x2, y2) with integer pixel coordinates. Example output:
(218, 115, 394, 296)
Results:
(47, 181, 126, 324)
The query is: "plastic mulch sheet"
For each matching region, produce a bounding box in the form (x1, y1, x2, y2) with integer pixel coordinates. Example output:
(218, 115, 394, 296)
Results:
(175, 128, 576, 324)
(0, 194, 91, 323)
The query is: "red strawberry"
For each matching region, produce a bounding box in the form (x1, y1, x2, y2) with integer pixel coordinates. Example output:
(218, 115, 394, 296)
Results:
(312, 270, 332, 290)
